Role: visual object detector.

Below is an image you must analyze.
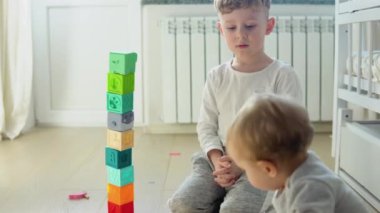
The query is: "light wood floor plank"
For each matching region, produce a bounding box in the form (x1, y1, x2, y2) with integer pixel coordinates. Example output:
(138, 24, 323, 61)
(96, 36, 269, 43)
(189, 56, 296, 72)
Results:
(0, 127, 335, 213)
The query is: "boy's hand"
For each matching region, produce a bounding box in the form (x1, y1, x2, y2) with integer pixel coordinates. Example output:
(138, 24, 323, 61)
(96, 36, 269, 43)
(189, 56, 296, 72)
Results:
(213, 155, 242, 187)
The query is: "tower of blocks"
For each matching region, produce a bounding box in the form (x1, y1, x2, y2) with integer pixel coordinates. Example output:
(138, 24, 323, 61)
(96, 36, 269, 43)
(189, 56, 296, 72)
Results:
(106, 52, 137, 213)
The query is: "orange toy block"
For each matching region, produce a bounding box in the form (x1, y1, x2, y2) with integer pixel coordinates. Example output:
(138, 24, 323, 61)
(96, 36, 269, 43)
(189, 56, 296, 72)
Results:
(107, 183, 134, 205)
(107, 129, 134, 151)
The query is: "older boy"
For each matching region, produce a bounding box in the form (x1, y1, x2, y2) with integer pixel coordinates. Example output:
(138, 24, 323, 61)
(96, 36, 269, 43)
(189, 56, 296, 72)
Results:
(227, 95, 369, 213)
(168, 0, 302, 212)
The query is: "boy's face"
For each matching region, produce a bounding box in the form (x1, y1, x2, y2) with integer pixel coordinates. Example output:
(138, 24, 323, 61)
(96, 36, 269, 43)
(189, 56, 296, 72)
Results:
(218, 6, 274, 58)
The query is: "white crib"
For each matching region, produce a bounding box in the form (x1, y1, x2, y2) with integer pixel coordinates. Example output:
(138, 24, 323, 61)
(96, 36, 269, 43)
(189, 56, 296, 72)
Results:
(333, 0, 380, 211)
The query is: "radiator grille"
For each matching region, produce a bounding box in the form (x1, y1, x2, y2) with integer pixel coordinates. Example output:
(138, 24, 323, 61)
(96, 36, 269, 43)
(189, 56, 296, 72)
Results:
(161, 16, 335, 123)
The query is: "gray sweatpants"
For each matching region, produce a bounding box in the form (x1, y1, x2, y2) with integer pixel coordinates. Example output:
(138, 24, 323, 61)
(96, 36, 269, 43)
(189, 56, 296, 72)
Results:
(168, 151, 275, 213)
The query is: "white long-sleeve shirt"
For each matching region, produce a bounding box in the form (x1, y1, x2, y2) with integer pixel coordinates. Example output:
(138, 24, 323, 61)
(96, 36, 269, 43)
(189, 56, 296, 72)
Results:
(197, 59, 303, 155)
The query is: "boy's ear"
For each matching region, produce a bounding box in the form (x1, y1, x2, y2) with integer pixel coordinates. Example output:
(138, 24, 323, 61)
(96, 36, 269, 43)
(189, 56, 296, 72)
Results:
(217, 21, 224, 35)
(265, 17, 275, 35)
(257, 160, 277, 178)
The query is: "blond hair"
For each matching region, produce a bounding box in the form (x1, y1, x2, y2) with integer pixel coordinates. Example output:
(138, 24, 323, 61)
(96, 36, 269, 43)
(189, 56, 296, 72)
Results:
(214, 0, 271, 14)
(227, 95, 313, 166)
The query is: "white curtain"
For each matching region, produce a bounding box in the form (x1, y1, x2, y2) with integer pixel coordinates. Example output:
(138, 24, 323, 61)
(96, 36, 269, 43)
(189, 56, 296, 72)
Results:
(0, 0, 34, 141)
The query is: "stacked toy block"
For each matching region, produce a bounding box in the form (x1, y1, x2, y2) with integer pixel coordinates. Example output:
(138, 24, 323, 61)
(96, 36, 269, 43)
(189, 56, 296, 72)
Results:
(106, 52, 137, 213)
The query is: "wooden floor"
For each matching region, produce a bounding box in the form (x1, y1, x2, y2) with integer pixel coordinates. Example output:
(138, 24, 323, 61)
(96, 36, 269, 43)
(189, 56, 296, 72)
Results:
(0, 127, 334, 213)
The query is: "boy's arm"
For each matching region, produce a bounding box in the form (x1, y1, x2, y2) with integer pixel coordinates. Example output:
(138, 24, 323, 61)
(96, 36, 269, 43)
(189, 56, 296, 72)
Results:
(208, 149, 223, 166)
(197, 71, 224, 163)
(275, 67, 304, 105)
(197, 69, 242, 187)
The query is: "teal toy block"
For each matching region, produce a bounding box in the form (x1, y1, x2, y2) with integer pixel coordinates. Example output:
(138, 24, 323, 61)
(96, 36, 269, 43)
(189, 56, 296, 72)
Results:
(109, 52, 137, 75)
(107, 92, 133, 114)
(107, 165, 134, 187)
(107, 72, 135, 95)
(105, 147, 132, 169)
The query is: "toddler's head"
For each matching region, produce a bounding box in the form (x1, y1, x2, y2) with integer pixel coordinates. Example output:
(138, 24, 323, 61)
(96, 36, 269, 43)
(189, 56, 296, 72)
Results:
(226, 94, 314, 190)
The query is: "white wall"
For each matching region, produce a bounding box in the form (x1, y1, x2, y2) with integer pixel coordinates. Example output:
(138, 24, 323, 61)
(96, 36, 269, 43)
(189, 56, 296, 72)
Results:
(32, 0, 142, 126)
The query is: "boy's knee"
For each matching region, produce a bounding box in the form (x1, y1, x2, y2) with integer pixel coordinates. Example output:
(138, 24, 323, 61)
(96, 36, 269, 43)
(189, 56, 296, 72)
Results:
(219, 204, 252, 213)
(168, 195, 221, 213)
(167, 195, 196, 213)
(219, 200, 238, 213)
(219, 194, 266, 213)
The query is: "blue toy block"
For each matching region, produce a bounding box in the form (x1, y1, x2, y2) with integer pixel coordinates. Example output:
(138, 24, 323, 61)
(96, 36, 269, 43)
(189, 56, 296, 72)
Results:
(105, 147, 132, 169)
(107, 165, 134, 187)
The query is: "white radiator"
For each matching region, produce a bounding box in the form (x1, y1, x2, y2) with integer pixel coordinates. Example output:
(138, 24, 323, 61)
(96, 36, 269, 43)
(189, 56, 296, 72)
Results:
(161, 16, 334, 123)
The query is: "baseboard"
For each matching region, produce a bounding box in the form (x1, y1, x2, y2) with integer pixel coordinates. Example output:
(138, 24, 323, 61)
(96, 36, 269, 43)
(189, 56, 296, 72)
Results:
(143, 124, 197, 134)
(143, 122, 332, 134)
(312, 122, 332, 133)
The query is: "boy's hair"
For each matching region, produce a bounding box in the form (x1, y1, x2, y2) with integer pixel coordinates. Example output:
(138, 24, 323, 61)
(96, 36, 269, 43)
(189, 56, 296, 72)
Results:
(214, 0, 271, 14)
(228, 94, 313, 166)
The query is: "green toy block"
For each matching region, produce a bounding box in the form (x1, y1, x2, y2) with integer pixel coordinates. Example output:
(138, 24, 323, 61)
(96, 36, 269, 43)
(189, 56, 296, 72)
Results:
(107, 72, 135, 95)
(107, 165, 134, 187)
(107, 92, 133, 114)
(105, 147, 132, 169)
(109, 52, 137, 74)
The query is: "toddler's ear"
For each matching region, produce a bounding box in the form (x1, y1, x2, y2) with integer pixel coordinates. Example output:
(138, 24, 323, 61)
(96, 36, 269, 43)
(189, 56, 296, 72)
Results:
(265, 17, 275, 35)
(257, 160, 277, 178)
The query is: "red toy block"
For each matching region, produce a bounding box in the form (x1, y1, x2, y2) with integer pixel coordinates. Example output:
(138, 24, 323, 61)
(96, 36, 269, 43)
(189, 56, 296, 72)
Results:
(108, 201, 134, 213)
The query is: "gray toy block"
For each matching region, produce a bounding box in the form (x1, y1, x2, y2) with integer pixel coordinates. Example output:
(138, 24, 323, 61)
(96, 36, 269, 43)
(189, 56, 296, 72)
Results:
(108, 111, 134, 132)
